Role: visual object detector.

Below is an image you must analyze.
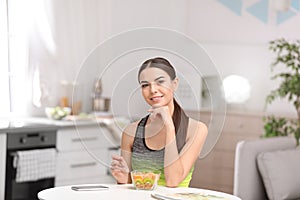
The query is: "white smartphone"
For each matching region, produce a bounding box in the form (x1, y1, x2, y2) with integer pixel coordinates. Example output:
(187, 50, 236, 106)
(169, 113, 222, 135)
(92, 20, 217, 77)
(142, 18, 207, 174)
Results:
(71, 185, 109, 191)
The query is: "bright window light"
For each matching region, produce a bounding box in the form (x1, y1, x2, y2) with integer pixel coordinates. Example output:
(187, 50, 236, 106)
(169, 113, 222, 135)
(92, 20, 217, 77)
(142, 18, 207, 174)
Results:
(223, 75, 251, 104)
(0, 0, 10, 115)
(7, 0, 56, 115)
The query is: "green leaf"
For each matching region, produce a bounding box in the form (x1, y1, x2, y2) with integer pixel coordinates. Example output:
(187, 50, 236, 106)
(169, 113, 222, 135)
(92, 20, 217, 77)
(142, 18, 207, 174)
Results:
(266, 39, 300, 145)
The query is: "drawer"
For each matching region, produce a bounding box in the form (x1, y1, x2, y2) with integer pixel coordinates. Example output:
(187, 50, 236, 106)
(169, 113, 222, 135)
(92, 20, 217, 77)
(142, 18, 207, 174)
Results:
(56, 150, 109, 181)
(57, 126, 117, 151)
(223, 114, 264, 134)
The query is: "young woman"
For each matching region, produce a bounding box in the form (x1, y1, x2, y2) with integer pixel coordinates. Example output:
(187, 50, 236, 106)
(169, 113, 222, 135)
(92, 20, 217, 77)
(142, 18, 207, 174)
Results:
(110, 57, 208, 187)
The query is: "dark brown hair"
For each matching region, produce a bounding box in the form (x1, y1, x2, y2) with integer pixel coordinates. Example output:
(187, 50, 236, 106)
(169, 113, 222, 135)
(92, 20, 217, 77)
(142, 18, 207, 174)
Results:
(138, 57, 188, 152)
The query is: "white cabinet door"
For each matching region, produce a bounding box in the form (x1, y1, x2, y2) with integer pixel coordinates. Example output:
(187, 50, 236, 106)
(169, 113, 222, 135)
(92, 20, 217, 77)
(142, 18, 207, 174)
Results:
(0, 134, 6, 200)
(55, 149, 108, 181)
(57, 126, 117, 151)
(55, 125, 118, 186)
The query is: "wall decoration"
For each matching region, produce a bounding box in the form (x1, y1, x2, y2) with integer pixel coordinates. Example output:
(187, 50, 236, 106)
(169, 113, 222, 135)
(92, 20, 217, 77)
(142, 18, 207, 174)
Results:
(291, 0, 300, 10)
(246, 0, 269, 24)
(216, 0, 243, 15)
(216, 0, 300, 25)
(277, 9, 297, 24)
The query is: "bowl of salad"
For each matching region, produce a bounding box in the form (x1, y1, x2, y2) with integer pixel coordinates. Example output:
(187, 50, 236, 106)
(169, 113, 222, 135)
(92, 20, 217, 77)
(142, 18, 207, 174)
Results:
(131, 171, 160, 190)
(45, 106, 71, 120)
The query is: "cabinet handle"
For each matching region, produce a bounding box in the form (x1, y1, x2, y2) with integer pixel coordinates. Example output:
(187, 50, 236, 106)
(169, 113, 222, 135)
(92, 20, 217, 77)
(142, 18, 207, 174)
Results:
(71, 137, 98, 142)
(70, 162, 97, 168)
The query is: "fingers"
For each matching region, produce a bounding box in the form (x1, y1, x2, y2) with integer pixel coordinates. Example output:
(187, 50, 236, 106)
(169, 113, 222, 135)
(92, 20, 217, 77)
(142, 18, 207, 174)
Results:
(110, 155, 129, 173)
(148, 106, 172, 124)
(111, 154, 123, 161)
(110, 154, 130, 184)
(111, 159, 126, 168)
(111, 155, 127, 166)
(149, 112, 157, 122)
(148, 107, 161, 122)
(111, 166, 127, 173)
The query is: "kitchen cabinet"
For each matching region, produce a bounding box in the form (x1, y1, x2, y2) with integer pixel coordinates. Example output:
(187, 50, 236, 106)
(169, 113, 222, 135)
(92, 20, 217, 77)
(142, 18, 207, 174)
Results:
(55, 124, 118, 186)
(188, 110, 264, 194)
(0, 134, 6, 200)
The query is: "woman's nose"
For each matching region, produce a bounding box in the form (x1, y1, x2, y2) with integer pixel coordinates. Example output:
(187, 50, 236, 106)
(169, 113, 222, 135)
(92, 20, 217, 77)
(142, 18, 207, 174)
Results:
(150, 83, 158, 93)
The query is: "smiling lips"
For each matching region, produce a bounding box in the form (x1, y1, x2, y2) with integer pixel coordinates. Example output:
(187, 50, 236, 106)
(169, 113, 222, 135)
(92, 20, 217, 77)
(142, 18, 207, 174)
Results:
(150, 95, 163, 102)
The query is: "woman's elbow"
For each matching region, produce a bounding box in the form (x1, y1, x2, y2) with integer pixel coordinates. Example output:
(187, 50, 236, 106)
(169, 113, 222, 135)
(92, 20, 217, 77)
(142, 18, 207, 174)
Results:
(165, 176, 184, 187)
(165, 180, 180, 188)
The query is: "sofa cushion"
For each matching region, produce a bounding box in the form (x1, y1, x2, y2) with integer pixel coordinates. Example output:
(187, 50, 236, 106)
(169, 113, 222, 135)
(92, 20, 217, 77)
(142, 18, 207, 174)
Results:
(257, 147, 300, 200)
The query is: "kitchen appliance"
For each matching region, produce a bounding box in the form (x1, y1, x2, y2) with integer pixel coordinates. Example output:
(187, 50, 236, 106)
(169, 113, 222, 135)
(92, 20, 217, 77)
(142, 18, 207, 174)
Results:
(5, 124, 57, 200)
(92, 78, 110, 112)
(93, 97, 110, 112)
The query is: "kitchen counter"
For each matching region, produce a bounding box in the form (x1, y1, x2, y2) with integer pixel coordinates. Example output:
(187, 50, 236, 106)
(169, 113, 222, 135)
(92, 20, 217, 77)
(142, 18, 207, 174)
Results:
(0, 116, 114, 134)
(0, 119, 58, 133)
(0, 115, 124, 200)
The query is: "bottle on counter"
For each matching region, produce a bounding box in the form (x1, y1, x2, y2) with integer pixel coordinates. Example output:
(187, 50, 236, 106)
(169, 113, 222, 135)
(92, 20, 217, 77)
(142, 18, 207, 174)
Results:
(59, 80, 83, 115)
(60, 80, 70, 107)
(71, 82, 83, 115)
(92, 78, 110, 112)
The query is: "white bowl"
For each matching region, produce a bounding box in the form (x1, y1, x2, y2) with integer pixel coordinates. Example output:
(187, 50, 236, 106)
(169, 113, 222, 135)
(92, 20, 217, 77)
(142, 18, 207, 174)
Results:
(45, 107, 71, 120)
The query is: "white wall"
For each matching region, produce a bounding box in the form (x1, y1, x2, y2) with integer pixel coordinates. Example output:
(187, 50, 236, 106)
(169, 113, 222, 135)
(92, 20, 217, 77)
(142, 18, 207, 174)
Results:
(186, 0, 300, 116)
(13, 0, 300, 117)
(186, 0, 300, 43)
(201, 43, 296, 114)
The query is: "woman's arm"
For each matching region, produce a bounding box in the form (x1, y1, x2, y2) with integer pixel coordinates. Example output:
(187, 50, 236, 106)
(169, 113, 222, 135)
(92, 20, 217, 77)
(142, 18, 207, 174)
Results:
(164, 119, 208, 187)
(111, 122, 136, 184)
(148, 106, 208, 187)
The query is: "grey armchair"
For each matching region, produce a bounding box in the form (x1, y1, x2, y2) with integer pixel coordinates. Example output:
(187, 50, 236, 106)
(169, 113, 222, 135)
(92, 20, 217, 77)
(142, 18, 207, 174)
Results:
(233, 137, 295, 200)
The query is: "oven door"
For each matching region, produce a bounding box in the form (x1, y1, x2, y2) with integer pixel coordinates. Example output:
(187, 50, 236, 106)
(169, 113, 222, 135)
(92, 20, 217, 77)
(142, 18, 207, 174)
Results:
(5, 129, 57, 200)
(5, 149, 55, 200)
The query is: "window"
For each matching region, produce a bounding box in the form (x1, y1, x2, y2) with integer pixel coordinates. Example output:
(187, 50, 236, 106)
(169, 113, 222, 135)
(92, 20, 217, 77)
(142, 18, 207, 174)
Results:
(0, 0, 10, 115)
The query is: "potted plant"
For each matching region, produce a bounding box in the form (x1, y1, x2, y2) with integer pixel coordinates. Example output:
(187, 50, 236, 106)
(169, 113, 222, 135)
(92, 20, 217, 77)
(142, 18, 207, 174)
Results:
(264, 38, 300, 146)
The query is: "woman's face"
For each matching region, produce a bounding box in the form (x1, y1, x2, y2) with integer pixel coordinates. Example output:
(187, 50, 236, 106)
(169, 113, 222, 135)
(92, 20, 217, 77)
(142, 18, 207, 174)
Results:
(139, 67, 178, 108)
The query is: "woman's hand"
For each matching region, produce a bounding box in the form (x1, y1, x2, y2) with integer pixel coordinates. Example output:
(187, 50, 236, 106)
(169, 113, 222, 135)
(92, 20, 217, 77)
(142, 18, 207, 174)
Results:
(148, 106, 174, 128)
(110, 154, 130, 184)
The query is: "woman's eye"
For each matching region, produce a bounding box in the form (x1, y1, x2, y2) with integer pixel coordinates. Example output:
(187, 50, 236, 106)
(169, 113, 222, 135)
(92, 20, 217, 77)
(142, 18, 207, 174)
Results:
(141, 84, 149, 88)
(157, 80, 165, 85)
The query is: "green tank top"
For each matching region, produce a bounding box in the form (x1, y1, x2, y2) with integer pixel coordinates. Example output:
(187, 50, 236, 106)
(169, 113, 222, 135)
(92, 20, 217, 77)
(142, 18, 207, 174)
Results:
(131, 115, 193, 187)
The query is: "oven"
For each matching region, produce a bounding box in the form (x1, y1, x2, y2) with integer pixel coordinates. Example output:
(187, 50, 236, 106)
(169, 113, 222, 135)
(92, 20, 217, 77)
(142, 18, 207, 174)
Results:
(5, 126, 57, 200)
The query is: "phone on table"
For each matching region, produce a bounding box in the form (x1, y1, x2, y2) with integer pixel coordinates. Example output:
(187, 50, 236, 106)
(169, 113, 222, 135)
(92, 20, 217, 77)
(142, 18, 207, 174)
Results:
(71, 185, 109, 191)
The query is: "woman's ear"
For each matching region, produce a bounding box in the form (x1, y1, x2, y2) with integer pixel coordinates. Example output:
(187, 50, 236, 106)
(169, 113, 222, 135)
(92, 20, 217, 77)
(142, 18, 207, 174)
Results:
(172, 77, 179, 91)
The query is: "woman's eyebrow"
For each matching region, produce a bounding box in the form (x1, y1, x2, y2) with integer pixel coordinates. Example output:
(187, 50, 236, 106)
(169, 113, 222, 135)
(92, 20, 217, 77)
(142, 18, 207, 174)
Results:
(154, 76, 165, 81)
(140, 76, 165, 84)
(140, 80, 149, 84)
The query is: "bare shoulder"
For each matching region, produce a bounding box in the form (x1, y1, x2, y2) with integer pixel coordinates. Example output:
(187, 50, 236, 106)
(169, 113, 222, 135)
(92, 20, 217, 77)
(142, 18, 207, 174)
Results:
(121, 120, 139, 151)
(123, 120, 139, 138)
(187, 118, 208, 138)
(182, 118, 208, 154)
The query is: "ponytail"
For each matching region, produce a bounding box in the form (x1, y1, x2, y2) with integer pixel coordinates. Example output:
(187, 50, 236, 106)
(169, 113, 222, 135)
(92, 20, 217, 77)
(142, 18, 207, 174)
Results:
(172, 99, 188, 153)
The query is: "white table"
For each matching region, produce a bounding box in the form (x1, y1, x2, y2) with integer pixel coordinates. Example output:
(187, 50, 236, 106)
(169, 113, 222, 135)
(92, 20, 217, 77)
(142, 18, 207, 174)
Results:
(38, 184, 241, 200)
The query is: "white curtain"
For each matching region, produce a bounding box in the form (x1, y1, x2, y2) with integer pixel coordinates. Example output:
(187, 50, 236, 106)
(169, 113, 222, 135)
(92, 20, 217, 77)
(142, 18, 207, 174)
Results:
(8, 0, 107, 116)
(0, 0, 10, 116)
